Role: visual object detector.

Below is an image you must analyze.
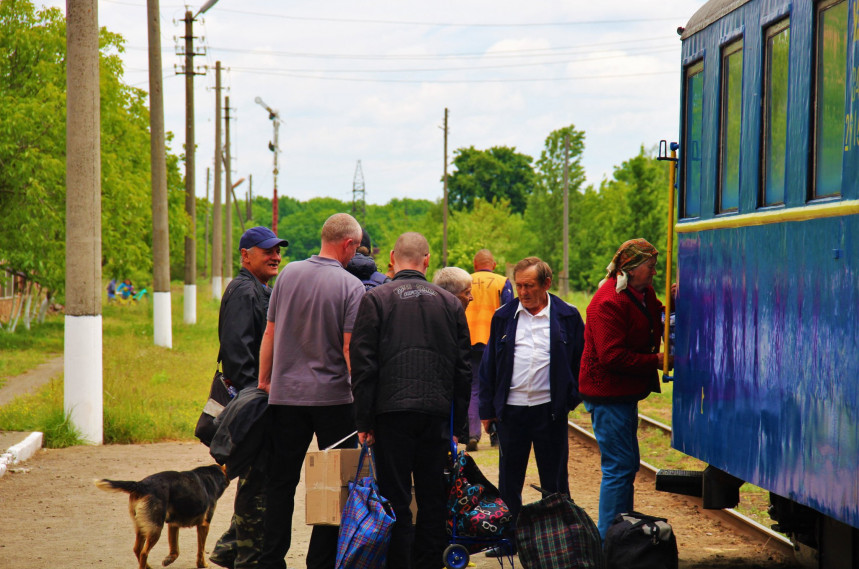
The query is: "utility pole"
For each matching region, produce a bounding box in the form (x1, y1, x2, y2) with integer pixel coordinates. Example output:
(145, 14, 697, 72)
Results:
(247, 174, 252, 221)
(352, 160, 366, 225)
(442, 108, 449, 267)
(224, 95, 232, 286)
(65, 0, 103, 444)
(212, 61, 223, 300)
(147, 0, 171, 348)
(255, 96, 280, 235)
(560, 133, 570, 297)
(177, 8, 206, 325)
(230, 178, 246, 233)
(203, 167, 210, 278)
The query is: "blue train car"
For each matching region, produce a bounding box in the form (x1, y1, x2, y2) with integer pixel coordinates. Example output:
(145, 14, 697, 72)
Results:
(671, 0, 858, 564)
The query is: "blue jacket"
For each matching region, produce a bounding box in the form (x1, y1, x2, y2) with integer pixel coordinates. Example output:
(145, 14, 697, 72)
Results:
(478, 294, 585, 422)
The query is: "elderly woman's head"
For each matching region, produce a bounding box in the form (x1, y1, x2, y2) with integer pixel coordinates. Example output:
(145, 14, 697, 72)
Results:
(599, 238, 659, 293)
(432, 266, 473, 309)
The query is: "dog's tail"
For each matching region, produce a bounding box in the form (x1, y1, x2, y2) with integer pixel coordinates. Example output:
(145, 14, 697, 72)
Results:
(94, 478, 140, 494)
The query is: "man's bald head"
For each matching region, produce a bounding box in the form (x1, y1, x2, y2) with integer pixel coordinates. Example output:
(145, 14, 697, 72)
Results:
(391, 232, 430, 274)
(473, 249, 496, 271)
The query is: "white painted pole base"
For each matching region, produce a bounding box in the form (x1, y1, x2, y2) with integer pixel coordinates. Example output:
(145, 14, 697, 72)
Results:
(184, 284, 196, 324)
(64, 315, 103, 444)
(212, 276, 222, 301)
(153, 292, 172, 348)
(224, 277, 232, 290)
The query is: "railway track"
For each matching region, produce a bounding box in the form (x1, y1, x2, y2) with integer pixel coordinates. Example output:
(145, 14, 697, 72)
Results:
(568, 414, 796, 556)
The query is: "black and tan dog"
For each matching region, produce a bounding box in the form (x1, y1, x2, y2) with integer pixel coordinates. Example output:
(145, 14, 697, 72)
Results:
(96, 464, 229, 569)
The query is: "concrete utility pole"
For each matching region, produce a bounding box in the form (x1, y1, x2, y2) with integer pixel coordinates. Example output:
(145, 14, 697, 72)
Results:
(560, 134, 570, 297)
(246, 174, 252, 221)
(231, 178, 246, 233)
(203, 167, 210, 278)
(178, 9, 204, 325)
(65, 0, 103, 444)
(255, 96, 280, 235)
(442, 107, 449, 267)
(147, 0, 172, 348)
(224, 96, 233, 286)
(212, 61, 223, 300)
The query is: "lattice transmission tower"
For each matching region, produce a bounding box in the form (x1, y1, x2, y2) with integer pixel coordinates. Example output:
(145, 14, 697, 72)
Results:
(351, 160, 366, 224)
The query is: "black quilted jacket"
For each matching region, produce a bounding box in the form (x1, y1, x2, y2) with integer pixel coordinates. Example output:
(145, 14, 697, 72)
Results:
(349, 270, 472, 437)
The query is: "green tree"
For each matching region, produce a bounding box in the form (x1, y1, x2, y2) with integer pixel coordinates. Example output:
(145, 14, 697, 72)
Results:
(0, 0, 188, 301)
(0, 1, 67, 293)
(570, 146, 672, 292)
(442, 198, 531, 274)
(525, 125, 586, 281)
(447, 146, 536, 214)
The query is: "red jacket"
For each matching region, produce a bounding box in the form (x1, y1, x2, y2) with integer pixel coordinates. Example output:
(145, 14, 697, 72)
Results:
(579, 277, 663, 402)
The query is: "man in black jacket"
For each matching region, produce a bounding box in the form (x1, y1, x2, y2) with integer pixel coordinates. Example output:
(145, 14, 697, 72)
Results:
(350, 232, 471, 569)
(211, 226, 287, 569)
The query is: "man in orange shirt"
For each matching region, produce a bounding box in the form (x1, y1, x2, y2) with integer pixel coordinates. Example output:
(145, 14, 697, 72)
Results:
(464, 249, 513, 450)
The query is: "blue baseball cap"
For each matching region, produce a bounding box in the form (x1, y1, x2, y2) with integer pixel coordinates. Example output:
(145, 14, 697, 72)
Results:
(239, 226, 289, 251)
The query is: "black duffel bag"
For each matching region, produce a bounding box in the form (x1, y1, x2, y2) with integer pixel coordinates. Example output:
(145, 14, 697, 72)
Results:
(604, 511, 678, 569)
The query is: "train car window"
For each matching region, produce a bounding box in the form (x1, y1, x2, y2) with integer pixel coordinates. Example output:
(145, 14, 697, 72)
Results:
(683, 61, 704, 218)
(761, 20, 790, 207)
(718, 40, 743, 213)
(812, 0, 847, 199)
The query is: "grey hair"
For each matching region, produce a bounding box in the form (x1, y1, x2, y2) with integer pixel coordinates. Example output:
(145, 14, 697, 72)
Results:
(432, 266, 472, 295)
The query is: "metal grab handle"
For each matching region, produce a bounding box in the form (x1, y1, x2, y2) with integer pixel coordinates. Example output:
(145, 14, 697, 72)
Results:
(657, 141, 678, 380)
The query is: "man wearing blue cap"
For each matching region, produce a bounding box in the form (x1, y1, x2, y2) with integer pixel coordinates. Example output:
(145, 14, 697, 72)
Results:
(211, 226, 288, 569)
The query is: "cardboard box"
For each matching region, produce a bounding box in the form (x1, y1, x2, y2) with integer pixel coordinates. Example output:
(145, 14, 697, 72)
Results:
(305, 448, 418, 526)
(305, 449, 370, 526)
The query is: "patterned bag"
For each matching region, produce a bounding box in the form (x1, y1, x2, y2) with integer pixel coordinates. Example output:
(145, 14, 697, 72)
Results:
(515, 491, 605, 569)
(446, 451, 513, 545)
(335, 445, 396, 569)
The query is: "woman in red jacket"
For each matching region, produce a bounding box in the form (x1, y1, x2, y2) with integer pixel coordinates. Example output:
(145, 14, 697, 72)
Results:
(579, 238, 673, 540)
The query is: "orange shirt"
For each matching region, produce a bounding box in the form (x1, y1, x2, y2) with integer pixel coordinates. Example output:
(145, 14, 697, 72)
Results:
(465, 270, 510, 345)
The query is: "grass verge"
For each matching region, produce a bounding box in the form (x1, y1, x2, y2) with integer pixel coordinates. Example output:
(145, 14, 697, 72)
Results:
(0, 281, 221, 447)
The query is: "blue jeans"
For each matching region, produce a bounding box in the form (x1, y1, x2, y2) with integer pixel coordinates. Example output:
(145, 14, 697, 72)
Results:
(584, 401, 640, 541)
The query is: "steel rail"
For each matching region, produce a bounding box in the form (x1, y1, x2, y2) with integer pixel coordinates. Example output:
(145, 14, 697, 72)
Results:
(568, 419, 795, 553)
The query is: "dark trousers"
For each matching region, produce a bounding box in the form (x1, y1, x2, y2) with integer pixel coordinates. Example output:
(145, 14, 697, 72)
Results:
(374, 412, 449, 569)
(259, 404, 357, 569)
(467, 347, 484, 441)
(497, 403, 569, 525)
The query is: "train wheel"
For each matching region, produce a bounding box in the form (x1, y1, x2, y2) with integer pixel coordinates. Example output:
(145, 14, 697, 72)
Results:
(443, 544, 469, 569)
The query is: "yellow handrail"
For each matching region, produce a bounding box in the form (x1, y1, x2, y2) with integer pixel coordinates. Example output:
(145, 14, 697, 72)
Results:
(662, 146, 677, 378)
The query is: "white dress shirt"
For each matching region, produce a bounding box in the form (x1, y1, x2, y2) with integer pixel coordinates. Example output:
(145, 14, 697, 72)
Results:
(507, 299, 551, 406)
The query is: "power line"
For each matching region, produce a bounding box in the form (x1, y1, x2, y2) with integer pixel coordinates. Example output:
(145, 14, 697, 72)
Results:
(101, 0, 684, 28)
(223, 46, 677, 75)
(226, 69, 677, 84)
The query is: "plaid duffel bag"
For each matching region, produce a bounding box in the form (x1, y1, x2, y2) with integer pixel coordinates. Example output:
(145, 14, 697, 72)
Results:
(515, 491, 605, 569)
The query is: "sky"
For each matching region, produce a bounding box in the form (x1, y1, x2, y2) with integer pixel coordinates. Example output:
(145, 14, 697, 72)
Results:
(40, 0, 709, 206)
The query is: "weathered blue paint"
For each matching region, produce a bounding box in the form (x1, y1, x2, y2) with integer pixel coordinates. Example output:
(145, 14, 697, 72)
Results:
(674, 0, 859, 530)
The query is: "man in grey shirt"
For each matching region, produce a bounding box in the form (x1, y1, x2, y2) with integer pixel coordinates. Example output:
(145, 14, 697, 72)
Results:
(257, 213, 365, 569)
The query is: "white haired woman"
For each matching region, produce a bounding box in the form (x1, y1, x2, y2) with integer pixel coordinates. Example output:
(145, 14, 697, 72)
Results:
(432, 266, 473, 310)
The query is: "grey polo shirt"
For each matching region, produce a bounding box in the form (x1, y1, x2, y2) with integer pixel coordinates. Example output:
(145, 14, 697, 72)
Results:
(267, 255, 365, 406)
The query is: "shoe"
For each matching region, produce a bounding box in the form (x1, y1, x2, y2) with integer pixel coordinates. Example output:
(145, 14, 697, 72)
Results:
(484, 544, 515, 558)
(466, 438, 478, 452)
(489, 431, 499, 447)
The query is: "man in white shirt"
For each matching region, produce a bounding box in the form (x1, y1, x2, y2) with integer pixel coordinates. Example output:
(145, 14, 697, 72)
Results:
(478, 257, 585, 556)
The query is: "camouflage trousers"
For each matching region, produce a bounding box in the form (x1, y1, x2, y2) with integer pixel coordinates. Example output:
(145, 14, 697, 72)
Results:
(210, 467, 266, 569)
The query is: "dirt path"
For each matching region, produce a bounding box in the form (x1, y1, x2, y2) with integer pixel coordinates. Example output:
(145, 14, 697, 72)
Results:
(0, 435, 798, 569)
(0, 355, 63, 406)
